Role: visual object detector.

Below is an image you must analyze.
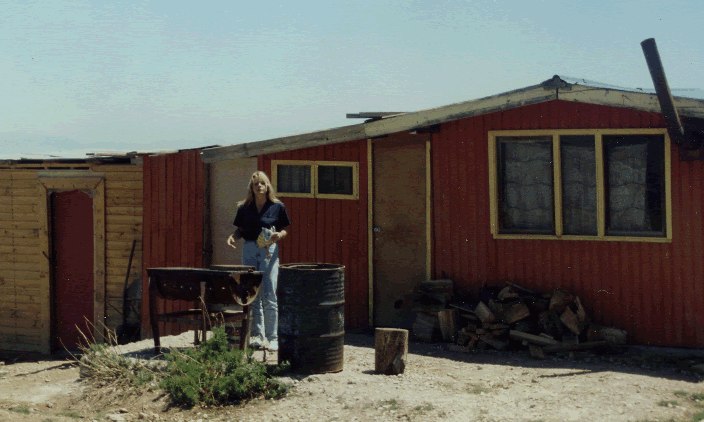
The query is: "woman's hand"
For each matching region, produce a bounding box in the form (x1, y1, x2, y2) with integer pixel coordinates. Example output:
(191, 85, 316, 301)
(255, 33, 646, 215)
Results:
(227, 229, 242, 249)
(271, 230, 287, 243)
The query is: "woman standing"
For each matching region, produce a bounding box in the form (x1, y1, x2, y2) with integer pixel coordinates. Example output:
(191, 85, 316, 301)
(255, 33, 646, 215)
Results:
(227, 171, 290, 351)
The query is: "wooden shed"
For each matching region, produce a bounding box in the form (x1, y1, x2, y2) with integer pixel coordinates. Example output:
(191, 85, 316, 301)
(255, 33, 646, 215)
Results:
(201, 76, 704, 348)
(0, 155, 144, 354)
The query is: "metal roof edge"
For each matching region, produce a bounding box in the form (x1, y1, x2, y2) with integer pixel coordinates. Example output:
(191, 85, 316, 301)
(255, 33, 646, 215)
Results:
(559, 84, 704, 119)
(201, 83, 556, 163)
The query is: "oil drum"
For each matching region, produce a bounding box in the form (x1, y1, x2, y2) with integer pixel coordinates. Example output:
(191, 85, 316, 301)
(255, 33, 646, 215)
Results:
(278, 263, 345, 374)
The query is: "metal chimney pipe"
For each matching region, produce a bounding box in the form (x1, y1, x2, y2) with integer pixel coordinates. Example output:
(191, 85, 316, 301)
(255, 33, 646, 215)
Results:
(641, 38, 686, 145)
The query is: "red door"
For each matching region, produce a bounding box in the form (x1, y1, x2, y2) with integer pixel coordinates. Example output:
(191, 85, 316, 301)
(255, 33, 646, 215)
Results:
(51, 190, 94, 351)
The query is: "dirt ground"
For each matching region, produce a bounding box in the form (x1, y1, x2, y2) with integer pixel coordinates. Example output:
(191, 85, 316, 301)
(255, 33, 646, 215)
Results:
(2, 333, 704, 422)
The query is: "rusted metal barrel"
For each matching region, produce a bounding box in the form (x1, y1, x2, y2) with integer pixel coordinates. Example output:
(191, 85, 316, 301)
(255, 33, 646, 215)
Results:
(278, 263, 345, 374)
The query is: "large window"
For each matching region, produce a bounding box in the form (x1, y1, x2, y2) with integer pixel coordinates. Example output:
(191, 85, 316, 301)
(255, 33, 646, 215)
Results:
(272, 160, 359, 200)
(489, 129, 671, 242)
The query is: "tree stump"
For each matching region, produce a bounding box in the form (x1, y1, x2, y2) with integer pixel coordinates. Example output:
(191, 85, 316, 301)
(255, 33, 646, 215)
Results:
(375, 328, 408, 375)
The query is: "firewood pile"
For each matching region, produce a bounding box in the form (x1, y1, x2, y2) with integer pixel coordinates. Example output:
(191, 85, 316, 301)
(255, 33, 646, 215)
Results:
(410, 281, 627, 359)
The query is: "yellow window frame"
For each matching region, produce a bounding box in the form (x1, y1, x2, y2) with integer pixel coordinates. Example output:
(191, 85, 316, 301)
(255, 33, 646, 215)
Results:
(272, 159, 359, 200)
(488, 128, 672, 243)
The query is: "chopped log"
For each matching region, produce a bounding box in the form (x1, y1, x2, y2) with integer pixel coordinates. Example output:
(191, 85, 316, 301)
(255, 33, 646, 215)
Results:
(492, 329, 508, 336)
(375, 328, 409, 375)
(543, 341, 609, 353)
(488, 323, 509, 330)
(488, 299, 507, 315)
(449, 302, 476, 314)
(498, 286, 519, 301)
(503, 303, 531, 324)
(509, 330, 560, 346)
(460, 313, 479, 321)
(538, 310, 563, 336)
(474, 302, 496, 324)
(549, 289, 574, 313)
(574, 297, 588, 323)
(560, 308, 581, 335)
(506, 282, 537, 295)
(480, 334, 508, 350)
(437, 309, 457, 342)
(412, 312, 439, 342)
(529, 344, 545, 360)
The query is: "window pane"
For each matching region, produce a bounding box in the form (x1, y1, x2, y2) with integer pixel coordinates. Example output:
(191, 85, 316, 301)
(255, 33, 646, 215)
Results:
(318, 165, 353, 195)
(604, 135, 665, 236)
(561, 135, 597, 235)
(277, 165, 311, 194)
(498, 137, 554, 233)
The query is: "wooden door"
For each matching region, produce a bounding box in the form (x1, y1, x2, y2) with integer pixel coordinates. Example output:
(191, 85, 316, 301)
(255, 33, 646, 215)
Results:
(372, 136, 428, 328)
(51, 190, 94, 351)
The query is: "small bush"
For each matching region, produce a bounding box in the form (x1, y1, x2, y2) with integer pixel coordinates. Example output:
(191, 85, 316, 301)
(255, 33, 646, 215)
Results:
(160, 327, 290, 407)
(10, 406, 30, 414)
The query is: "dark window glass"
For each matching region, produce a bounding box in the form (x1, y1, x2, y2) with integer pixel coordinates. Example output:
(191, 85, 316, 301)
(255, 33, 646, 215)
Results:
(277, 165, 311, 194)
(318, 165, 353, 195)
(603, 135, 665, 237)
(561, 135, 597, 235)
(498, 137, 554, 234)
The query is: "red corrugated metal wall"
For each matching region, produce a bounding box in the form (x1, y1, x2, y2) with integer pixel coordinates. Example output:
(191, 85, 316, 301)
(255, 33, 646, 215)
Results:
(260, 140, 369, 329)
(432, 99, 704, 348)
(141, 150, 205, 338)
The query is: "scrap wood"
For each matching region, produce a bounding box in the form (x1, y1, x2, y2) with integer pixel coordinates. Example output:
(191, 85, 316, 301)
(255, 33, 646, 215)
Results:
(529, 344, 545, 360)
(560, 308, 581, 335)
(509, 330, 560, 346)
(474, 302, 496, 324)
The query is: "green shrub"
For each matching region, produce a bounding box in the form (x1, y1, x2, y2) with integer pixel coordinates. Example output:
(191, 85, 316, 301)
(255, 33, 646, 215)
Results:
(160, 327, 290, 407)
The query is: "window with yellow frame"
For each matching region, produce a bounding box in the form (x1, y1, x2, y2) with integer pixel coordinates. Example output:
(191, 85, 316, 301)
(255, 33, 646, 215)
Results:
(271, 160, 359, 200)
(488, 129, 672, 242)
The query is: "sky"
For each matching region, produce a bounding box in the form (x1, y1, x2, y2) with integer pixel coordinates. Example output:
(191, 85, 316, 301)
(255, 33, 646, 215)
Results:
(2, 0, 704, 159)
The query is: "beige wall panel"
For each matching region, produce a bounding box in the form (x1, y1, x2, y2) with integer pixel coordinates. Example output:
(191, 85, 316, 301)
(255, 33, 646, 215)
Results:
(104, 172, 142, 181)
(107, 232, 141, 242)
(0, 253, 39, 264)
(0, 245, 38, 254)
(0, 238, 39, 246)
(106, 181, 142, 190)
(0, 212, 37, 222)
(107, 197, 142, 207)
(0, 204, 37, 214)
(108, 206, 144, 215)
(209, 158, 258, 266)
(0, 172, 38, 180)
(107, 215, 142, 224)
(0, 270, 39, 279)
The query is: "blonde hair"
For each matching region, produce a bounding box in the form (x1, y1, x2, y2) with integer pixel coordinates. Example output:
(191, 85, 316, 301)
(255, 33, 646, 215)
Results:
(238, 171, 281, 207)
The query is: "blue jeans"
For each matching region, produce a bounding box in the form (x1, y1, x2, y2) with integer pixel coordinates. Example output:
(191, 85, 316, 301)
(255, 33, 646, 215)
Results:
(242, 240, 278, 342)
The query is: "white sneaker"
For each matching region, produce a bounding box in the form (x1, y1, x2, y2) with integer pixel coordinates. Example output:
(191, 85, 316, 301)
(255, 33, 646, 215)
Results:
(249, 336, 264, 349)
(267, 340, 278, 351)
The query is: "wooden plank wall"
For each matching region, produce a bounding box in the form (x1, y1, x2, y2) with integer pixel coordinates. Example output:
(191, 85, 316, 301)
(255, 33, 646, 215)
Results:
(431, 99, 704, 348)
(141, 150, 205, 338)
(261, 139, 369, 329)
(0, 162, 143, 353)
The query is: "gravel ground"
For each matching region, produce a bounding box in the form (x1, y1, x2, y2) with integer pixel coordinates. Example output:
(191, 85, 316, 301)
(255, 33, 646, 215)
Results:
(2, 331, 704, 422)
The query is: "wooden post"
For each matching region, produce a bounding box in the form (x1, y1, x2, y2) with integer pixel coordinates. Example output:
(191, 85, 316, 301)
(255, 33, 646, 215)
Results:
(375, 328, 408, 375)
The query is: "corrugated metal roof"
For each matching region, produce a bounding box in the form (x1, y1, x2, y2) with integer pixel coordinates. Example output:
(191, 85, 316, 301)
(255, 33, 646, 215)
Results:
(201, 75, 704, 163)
(563, 76, 704, 100)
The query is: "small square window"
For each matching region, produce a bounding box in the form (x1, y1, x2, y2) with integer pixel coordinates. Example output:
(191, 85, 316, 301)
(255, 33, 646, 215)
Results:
(272, 160, 359, 200)
(276, 164, 312, 194)
(318, 165, 353, 195)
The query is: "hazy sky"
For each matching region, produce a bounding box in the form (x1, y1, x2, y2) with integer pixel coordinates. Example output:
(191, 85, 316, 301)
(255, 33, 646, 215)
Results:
(3, 0, 703, 158)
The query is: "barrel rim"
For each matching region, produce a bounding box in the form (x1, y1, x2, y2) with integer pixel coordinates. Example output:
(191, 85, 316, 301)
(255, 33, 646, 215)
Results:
(280, 263, 345, 271)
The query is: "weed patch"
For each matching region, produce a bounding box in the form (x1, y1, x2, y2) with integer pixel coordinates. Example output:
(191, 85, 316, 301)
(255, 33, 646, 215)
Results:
(160, 327, 290, 407)
(10, 405, 30, 414)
